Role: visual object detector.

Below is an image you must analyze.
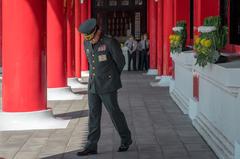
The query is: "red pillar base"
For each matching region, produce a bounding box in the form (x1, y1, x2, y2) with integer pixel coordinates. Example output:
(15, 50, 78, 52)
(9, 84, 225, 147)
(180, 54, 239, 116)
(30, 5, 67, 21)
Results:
(150, 76, 172, 87)
(67, 77, 88, 90)
(0, 109, 69, 131)
(81, 70, 89, 78)
(155, 76, 162, 80)
(145, 69, 158, 76)
(47, 87, 84, 101)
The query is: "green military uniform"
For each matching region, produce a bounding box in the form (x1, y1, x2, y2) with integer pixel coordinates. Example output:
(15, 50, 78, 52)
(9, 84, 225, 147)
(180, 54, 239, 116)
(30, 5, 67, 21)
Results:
(79, 19, 132, 151)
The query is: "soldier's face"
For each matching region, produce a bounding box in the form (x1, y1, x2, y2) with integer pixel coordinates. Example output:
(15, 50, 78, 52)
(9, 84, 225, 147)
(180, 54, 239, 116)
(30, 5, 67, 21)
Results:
(90, 29, 101, 44)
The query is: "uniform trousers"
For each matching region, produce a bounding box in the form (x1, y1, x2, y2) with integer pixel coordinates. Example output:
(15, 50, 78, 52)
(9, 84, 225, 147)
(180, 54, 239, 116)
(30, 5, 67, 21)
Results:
(128, 51, 137, 71)
(138, 51, 142, 70)
(141, 50, 149, 71)
(86, 91, 132, 150)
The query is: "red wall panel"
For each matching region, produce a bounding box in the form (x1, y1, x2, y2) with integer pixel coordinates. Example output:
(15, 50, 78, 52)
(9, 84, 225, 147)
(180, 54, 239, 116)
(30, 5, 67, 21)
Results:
(149, 0, 157, 69)
(174, 0, 191, 45)
(163, 0, 174, 75)
(157, 0, 163, 75)
(0, 0, 2, 67)
(194, 0, 220, 35)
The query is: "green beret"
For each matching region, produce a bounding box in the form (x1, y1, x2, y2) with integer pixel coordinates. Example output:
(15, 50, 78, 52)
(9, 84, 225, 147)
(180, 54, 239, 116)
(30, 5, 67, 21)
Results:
(79, 18, 97, 35)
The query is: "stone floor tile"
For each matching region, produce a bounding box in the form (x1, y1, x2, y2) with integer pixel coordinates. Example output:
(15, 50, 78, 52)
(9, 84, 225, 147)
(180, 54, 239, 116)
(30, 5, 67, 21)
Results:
(137, 144, 162, 152)
(20, 144, 44, 152)
(189, 151, 218, 159)
(14, 151, 39, 159)
(139, 152, 164, 159)
(0, 151, 16, 159)
(185, 143, 211, 152)
(162, 144, 189, 158)
(113, 151, 138, 159)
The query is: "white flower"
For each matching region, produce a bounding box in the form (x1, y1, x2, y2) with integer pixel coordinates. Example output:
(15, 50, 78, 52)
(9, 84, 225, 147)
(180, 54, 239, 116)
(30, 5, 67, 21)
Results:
(172, 27, 184, 32)
(198, 26, 216, 33)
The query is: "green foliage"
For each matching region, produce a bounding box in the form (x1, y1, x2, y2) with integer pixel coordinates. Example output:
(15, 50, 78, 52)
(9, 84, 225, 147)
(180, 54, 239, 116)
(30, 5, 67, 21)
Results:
(170, 34, 183, 54)
(170, 21, 187, 54)
(203, 16, 228, 51)
(176, 21, 187, 49)
(195, 16, 228, 67)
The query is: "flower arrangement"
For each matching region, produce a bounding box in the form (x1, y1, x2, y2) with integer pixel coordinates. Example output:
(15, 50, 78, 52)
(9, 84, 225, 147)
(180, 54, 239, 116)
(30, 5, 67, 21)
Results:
(172, 27, 184, 32)
(194, 35, 217, 67)
(169, 34, 182, 53)
(194, 16, 228, 67)
(170, 21, 187, 54)
(198, 26, 216, 33)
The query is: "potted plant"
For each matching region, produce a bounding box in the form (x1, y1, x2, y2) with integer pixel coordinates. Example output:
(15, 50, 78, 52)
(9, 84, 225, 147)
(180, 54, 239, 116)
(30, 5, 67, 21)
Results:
(169, 21, 187, 54)
(194, 16, 228, 67)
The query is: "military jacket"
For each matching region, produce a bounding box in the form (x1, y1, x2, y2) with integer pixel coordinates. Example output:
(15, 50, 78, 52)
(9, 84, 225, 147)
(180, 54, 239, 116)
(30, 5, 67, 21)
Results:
(84, 35, 126, 94)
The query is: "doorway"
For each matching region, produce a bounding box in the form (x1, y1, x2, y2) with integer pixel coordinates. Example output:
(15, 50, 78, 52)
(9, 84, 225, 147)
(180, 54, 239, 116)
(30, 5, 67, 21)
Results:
(230, 0, 240, 45)
(92, 0, 147, 43)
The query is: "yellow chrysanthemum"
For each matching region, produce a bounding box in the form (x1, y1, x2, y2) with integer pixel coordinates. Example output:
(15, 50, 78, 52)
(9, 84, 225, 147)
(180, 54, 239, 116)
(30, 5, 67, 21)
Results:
(169, 34, 175, 40)
(194, 35, 199, 40)
(174, 41, 179, 45)
(200, 39, 206, 46)
(204, 39, 212, 48)
(195, 37, 201, 45)
(175, 35, 181, 41)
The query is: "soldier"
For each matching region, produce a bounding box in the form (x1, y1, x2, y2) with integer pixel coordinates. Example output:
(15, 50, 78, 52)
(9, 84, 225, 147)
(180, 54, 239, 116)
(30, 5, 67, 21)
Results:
(77, 18, 132, 156)
(139, 33, 149, 71)
(124, 35, 138, 71)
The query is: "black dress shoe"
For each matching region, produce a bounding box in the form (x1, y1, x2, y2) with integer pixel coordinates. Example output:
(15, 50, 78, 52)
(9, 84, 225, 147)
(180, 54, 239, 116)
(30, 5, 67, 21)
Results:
(118, 140, 133, 152)
(77, 149, 97, 156)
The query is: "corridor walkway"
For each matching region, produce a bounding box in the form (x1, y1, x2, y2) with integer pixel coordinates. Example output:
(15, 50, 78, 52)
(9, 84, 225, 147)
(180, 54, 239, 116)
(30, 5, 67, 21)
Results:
(0, 72, 217, 159)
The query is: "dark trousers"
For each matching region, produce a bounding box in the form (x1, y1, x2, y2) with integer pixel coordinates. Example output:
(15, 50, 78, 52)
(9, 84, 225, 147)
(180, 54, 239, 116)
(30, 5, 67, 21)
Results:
(141, 50, 149, 71)
(138, 51, 142, 70)
(86, 91, 132, 150)
(128, 51, 137, 71)
(148, 54, 150, 69)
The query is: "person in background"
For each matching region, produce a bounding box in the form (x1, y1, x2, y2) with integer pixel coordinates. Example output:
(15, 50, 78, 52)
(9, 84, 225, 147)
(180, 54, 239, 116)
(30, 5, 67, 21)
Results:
(124, 35, 138, 71)
(139, 33, 149, 71)
(137, 39, 142, 71)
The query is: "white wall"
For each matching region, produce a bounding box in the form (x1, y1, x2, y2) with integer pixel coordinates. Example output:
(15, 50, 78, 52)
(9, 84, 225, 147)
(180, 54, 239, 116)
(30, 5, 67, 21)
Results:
(170, 52, 240, 159)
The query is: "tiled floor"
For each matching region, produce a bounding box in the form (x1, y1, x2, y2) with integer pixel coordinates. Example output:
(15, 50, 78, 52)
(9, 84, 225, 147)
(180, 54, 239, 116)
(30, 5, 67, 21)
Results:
(0, 72, 217, 159)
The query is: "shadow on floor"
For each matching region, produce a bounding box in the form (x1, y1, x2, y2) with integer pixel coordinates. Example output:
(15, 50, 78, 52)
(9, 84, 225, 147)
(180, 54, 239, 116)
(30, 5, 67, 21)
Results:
(71, 89, 88, 95)
(41, 150, 113, 159)
(55, 110, 89, 120)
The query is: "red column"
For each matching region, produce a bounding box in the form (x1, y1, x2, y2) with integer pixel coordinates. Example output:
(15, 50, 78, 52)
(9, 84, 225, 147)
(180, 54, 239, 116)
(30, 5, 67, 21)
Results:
(149, 0, 157, 69)
(163, 0, 174, 75)
(47, 0, 67, 88)
(194, 0, 220, 35)
(88, 0, 92, 18)
(157, 0, 163, 75)
(194, 0, 201, 33)
(0, 0, 2, 67)
(174, 0, 191, 44)
(2, 0, 47, 112)
(71, 1, 76, 76)
(66, 0, 75, 78)
(80, 0, 88, 72)
(75, 0, 81, 78)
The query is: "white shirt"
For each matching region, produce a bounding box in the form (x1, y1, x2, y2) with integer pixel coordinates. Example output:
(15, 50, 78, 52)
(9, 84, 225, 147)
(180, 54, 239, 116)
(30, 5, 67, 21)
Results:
(124, 39, 138, 54)
(139, 39, 149, 51)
